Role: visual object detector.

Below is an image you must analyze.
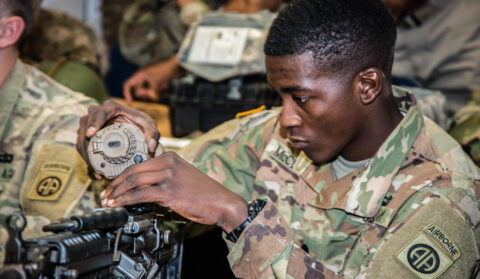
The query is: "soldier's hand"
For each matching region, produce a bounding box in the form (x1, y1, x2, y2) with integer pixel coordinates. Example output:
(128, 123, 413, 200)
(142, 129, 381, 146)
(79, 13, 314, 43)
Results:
(123, 54, 182, 102)
(76, 100, 161, 179)
(101, 152, 249, 233)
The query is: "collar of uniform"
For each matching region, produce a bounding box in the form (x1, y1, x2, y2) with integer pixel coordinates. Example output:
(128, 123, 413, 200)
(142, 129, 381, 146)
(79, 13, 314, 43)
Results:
(0, 59, 26, 137)
(307, 88, 424, 218)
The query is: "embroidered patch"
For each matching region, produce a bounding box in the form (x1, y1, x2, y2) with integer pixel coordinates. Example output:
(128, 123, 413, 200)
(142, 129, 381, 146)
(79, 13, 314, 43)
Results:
(395, 223, 460, 279)
(266, 140, 298, 170)
(27, 162, 72, 201)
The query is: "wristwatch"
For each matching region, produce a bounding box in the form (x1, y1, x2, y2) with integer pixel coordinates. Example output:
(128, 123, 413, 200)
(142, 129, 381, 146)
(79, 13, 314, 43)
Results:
(225, 198, 267, 243)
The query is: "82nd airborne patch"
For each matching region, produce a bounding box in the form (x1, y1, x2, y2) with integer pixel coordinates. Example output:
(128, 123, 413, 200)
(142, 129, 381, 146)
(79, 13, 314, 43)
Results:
(27, 162, 73, 201)
(395, 223, 461, 279)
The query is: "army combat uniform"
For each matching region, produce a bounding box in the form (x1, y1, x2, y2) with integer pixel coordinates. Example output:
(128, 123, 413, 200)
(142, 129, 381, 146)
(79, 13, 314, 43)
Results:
(184, 86, 480, 278)
(0, 60, 100, 266)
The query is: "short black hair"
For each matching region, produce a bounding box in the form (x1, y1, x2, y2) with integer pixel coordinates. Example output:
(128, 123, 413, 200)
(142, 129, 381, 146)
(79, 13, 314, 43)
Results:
(0, 0, 34, 40)
(264, 0, 397, 80)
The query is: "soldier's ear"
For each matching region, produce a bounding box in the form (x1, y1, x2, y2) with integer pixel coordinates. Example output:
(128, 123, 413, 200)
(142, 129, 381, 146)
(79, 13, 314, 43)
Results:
(353, 67, 384, 105)
(0, 16, 25, 48)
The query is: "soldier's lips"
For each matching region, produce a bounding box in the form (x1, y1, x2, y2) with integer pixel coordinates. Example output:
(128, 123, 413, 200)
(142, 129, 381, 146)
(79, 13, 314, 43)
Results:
(287, 137, 309, 149)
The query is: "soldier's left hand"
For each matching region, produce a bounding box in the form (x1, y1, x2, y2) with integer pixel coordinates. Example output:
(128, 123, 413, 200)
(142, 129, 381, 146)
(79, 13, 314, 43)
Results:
(101, 152, 248, 233)
(77, 99, 160, 178)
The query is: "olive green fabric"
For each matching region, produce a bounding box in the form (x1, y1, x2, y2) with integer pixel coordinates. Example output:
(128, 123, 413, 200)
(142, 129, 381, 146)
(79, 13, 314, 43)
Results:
(39, 60, 109, 103)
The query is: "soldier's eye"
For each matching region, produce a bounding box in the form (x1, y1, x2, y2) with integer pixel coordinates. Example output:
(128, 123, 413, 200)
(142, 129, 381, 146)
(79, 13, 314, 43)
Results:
(292, 95, 311, 104)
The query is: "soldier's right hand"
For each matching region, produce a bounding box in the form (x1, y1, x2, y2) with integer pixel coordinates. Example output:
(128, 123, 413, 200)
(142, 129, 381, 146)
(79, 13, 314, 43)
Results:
(76, 100, 160, 179)
(123, 54, 183, 102)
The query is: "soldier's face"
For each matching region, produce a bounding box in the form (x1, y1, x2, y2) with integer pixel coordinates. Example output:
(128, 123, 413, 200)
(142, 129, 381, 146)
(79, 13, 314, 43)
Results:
(266, 53, 363, 164)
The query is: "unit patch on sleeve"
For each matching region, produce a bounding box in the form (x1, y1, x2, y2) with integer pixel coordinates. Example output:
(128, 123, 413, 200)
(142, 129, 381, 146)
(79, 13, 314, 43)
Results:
(27, 162, 72, 201)
(395, 223, 461, 279)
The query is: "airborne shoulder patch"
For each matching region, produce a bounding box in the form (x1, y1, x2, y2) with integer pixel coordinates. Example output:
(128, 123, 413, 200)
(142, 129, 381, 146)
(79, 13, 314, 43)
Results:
(395, 224, 461, 279)
(27, 162, 72, 201)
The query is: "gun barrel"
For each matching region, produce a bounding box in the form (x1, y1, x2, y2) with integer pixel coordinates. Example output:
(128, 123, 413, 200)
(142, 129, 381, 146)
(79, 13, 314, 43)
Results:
(43, 207, 129, 233)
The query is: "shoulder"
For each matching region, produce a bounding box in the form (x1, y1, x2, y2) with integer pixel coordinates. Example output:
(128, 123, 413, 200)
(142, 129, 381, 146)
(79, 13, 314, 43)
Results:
(415, 111, 480, 179)
(367, 172, 479, 278)
(180, 108, 280, 162)
(20, 61, 97, 110)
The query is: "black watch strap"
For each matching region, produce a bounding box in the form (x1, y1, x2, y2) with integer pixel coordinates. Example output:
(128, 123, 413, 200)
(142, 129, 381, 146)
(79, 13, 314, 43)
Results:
(226, 199, 266, 243)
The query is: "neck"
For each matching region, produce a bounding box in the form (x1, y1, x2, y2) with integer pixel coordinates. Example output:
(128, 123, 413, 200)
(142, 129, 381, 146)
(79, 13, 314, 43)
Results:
(0, 47, 18, 89)
(341, 87, 403, 161)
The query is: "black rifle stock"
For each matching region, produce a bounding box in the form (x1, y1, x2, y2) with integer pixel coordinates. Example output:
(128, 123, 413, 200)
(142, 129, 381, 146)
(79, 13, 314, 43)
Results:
(1, 204, 185, 279)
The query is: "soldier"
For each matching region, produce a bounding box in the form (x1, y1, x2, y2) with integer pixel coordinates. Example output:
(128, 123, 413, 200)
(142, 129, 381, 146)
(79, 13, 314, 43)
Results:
(383, 0, 480, 115)
(118, 0, 212, 68)
(80, 0, 480, 278)
(122, 0, 282, 102)
(20, 4, 110, 103)
(0, 0, 159, 267)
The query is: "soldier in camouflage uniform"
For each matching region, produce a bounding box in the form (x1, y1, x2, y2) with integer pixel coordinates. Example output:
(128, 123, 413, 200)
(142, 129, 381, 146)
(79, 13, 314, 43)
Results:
(20, 8, 109, 77)
(19, 7, 110, 102)
(0, 0, 99, 266)
(93, 0, 480, 278)
(122, 0, 282, 101)
(0, 0, 160, 268)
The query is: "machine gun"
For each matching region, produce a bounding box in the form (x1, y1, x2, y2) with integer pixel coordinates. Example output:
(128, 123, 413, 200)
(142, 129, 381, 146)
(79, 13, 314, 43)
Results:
(1, 204, 185, 279)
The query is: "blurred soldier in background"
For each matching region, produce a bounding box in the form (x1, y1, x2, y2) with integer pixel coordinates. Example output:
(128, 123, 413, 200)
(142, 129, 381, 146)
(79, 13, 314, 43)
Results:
(20, 0, 110, 102)
(384, 0, 480, 115)
(119, 0, 213, 67)
(122, 0, 283, 102)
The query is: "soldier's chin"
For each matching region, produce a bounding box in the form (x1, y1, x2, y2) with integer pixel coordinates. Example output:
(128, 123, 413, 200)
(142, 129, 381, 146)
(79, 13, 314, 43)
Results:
(304, 151, 328, 165)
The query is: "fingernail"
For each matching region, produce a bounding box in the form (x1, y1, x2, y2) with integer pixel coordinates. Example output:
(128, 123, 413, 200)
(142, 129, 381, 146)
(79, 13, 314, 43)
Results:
(87, 127, 96, 136)
(107, 199, 115, 207)
(101, 199, 106, 207)
(149, 138, 157, 152)
(100, 190, 105, 199)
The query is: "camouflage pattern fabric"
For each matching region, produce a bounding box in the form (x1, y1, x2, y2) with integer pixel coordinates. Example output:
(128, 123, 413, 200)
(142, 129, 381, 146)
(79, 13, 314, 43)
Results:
(102, 0, 133, 49)
(450, 89, 480, 166)
(178, 10, 277, 82)
(0, 60, 101, 267)
(20, 8, 109, 76)
(188, 86, 480, 278)
(119, 1, 188, 67)
(406, 85, 449, 130)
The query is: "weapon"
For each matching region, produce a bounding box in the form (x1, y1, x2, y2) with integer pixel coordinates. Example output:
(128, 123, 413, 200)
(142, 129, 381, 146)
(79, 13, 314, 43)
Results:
(1, 204, 185, 279)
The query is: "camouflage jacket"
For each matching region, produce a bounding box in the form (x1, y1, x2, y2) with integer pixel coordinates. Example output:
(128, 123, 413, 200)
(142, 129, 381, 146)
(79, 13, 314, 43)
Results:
(0, 60, 100, 266)
(450, 89, 480, 166)
(188, 87, 480, 278)
(119, 1, 188, 67)
(20, 9, 109, 76)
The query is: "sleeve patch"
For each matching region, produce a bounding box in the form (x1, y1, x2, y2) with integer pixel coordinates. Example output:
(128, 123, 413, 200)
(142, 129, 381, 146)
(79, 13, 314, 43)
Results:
(27, 162, 72, 201)
(395, 224, 460, 279)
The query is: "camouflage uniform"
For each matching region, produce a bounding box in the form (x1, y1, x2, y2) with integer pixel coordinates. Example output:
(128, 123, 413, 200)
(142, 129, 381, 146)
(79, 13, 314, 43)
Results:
(118, 0, 212, 67)
(0, 60, 101, 266)
(450, 89, 480, 166)
(20, 8, 109, 76)
(183, 86, 480, 278)
(119, 1, 189, 67)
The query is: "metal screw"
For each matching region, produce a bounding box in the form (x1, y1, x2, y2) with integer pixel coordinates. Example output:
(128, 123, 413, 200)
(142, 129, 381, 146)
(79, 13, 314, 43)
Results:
(134, 263, 143, 272)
